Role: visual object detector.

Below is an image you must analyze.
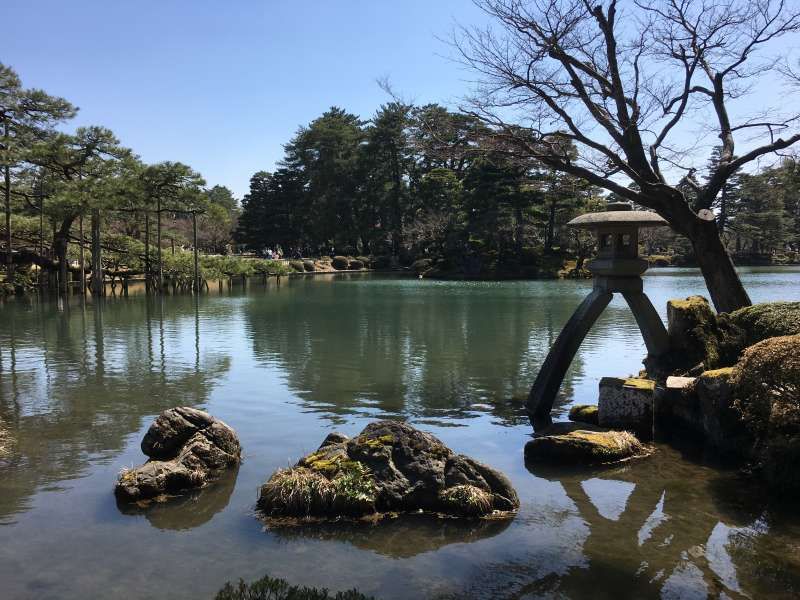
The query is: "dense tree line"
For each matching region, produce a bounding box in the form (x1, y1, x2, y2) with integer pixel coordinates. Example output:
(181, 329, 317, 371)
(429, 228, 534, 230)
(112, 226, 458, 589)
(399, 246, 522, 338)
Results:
(0, 63, 241, 293)
(236, 104, 599, 276)
(237, 105, 800, 275)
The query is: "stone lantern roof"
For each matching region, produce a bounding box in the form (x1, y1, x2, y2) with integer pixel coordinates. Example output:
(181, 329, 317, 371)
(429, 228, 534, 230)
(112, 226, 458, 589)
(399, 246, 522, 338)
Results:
(567, 201, 668, 229)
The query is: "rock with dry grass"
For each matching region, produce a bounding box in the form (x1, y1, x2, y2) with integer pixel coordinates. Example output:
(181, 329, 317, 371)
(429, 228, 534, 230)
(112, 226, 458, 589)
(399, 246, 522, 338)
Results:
(257, 420, 518, 521)
(524, 429, 647, 465)
(115, 407, 241, 503)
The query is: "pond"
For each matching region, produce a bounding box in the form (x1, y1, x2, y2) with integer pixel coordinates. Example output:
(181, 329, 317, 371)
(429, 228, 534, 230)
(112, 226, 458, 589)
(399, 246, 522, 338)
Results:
(1, 268, 799, 599)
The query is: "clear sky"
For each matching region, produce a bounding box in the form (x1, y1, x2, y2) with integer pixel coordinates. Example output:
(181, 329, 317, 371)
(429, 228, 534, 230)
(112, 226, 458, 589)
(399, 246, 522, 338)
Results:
(5, 1, 488, 199)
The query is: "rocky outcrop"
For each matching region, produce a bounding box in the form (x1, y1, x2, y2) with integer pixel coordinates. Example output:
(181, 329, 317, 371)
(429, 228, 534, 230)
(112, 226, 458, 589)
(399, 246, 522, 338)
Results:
(257, 420, 519, 521)
(525, 428, 647, 465)
(115, 407, 241, 503)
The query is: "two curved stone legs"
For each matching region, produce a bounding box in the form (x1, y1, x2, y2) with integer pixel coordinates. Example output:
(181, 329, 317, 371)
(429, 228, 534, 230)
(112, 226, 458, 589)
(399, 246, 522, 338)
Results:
(526, 285, 668, 430)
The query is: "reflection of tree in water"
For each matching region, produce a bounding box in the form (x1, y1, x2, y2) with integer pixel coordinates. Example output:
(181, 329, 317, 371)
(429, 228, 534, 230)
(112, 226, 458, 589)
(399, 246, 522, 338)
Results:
(242, 277, 593, 425)
(269, 513, 512, 559)
(450, 445, 796, 599)
(116, 466, 238, 531)
(0, 294, 231, 523)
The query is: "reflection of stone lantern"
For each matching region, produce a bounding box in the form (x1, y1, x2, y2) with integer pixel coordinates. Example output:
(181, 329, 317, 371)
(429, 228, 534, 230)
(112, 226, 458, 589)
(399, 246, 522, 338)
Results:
(527, 201, 670, 429)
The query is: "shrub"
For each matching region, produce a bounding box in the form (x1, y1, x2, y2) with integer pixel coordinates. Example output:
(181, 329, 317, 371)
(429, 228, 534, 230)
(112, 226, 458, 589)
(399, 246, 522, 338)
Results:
(372, 255, 392, 269)
(331, 256, 349, 270)
(732, 334, 800, 492)
(411, 258, 433, 274)
(348, 259, 364, 270)
(215, 574, 373, 600)
(355, 256, 370, 267)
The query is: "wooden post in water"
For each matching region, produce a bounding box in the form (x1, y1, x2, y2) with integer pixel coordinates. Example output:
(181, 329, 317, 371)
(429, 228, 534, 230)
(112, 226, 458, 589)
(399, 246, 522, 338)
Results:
(144, 211, 151, 293)
(156, 197, 163, 292)
(78, 214, 85, 293)
(192, 211, 199, 294)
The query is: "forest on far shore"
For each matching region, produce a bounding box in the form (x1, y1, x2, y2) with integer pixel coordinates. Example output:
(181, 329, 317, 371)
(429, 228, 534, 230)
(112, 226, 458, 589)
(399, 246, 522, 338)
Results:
(2, 61, 800, 293)
(235, 104, 800, 276)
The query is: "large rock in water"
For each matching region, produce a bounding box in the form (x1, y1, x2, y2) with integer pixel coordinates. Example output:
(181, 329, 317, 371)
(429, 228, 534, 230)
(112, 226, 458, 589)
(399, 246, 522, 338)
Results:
(525, 428, 647, 466)
(257, 420, 519, 520)
(115, 407, 241, 503)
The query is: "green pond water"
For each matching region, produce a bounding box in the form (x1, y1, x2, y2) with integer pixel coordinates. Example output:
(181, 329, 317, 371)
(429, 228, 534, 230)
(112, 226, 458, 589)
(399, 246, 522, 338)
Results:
(1, 268, 800, 599)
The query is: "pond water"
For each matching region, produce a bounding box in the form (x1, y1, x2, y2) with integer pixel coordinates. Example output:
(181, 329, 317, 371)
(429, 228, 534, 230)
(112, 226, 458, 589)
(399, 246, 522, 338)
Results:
(1, 268, 800, 599)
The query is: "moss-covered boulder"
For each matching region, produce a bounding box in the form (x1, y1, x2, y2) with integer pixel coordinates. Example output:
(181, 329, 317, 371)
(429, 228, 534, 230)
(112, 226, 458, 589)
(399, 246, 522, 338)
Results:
(728, 302, 800, 347)
(302, 260, 316, 272)
(348, 259, 364, 270)
(732, 334, 800, 492)
(331, 256, 349, 270)
(524, 429, 647, 465)
(115, 407, 241, 503)
(568, 405, 599, 426)
(656, 298, 800, 376)
(257, 421, 519, 521)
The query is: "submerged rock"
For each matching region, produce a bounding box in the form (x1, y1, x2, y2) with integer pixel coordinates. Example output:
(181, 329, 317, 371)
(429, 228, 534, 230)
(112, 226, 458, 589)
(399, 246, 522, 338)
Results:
(115, 407, 241, 503)
(525, 429, 647, 465)
(568, 404, 599, 426)
(257, 420, 519, 520)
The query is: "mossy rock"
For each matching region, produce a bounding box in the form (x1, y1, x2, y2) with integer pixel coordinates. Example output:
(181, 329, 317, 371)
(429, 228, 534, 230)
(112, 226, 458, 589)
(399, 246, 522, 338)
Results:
(355, 256, 370, 267)
(568, 405, 599, 426)
(524, 430, 647, 465)
(302, 260, 316, 272)
(729, 302, 800, 347)
(257, 421, 519, 521)
(331, 256, 349, 270)
(289, 260, 305, 272)
(348, 259, 364, 270)
(732, 334, 800, 492)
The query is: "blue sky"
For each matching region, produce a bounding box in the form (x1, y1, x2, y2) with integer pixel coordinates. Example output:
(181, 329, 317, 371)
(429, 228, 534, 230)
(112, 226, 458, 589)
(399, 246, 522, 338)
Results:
(6, 2, 798, 200)
(5, 1, 488, 198)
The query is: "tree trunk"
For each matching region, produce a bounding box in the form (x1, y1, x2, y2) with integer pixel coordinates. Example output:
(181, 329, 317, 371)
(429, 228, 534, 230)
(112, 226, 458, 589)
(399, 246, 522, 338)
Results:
(689, 219, 751, 313)
(3, 118, 12, 280)
(90, 208, 103, 296)
(79, 215, 86, 293)
(156, 198, 163, 292)
(144, 212, 151, 292)
(53, 217, 75, 294)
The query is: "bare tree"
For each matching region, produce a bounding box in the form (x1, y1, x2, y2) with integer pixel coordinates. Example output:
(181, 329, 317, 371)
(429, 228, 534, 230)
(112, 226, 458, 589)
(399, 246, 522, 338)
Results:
(457, 0, 800, 312)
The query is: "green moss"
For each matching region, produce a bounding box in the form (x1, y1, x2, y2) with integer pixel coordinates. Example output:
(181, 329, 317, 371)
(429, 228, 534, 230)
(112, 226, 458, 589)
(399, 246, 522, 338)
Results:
(330, 461, 376, 514)
(438, 484, 494, 517)
(354, 434, 394, 450)
(700, 367, 735, 380)
(526, 430, 646, 465)
(568, 405, 599, 426)
(730, 302, 800, 346)
(599, 377, 655, 391)
(732, 334, 800, 492)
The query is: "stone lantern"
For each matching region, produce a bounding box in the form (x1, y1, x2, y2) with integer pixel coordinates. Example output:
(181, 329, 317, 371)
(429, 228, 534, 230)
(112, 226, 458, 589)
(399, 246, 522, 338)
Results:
(527, 201, 670, 429)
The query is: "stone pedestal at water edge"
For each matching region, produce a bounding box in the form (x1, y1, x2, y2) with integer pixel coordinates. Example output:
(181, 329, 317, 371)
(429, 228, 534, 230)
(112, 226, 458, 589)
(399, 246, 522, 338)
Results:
(598, 377, 656, 440)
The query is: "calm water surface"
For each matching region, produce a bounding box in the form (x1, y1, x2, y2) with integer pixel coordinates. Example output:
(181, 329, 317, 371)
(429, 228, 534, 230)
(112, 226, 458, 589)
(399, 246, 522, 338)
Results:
(1, 268, 799, 599)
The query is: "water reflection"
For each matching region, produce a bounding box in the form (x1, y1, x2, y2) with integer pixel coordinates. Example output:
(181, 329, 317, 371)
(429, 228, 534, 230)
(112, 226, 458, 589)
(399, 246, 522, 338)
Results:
(116, 467, 239, 531)
(0, 294, 232, 524)
(271, 514, 512, 559)
(241, 276, 594, 425)
(522, 447, 791, 599)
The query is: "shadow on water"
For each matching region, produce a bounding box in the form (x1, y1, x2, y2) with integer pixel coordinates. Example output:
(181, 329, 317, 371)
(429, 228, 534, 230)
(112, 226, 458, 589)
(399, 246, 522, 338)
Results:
(116, 466, 239, 531)
(268, 513, 513, 559)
